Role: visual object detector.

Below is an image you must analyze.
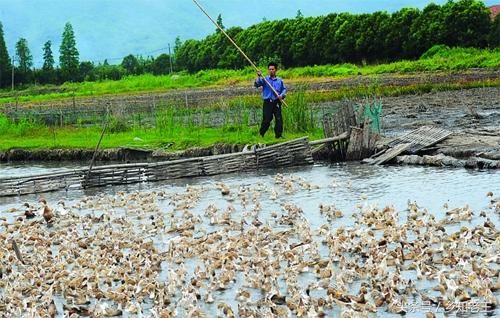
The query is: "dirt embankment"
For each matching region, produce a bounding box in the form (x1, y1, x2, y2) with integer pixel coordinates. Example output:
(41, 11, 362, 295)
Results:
(380, 87, 500, 159)
(3, 69, 499, 111)
(0, 144, 244, 163)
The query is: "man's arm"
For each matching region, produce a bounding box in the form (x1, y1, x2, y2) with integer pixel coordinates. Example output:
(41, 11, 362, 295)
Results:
(279, 80, 287, 99)
(254, 70, 264, 87)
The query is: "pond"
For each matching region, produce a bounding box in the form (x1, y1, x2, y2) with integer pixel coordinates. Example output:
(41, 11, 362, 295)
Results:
(0, 162, 498, 317)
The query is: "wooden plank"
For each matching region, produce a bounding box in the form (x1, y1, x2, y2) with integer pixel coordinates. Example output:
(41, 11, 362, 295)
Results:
(309, 132, 349, 146)
(370, 143, 411, 165)
(385, 126, 451, 153)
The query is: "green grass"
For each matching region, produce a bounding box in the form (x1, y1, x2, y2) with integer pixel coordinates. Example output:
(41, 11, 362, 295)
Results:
(0, 88, 325, 151)
(0, 123, 324, 151)
(1, 46, 499, 105)
(1, 76, 496, 152)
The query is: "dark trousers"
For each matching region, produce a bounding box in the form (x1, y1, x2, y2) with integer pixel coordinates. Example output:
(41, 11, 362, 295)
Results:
(259, 99, 283, 138)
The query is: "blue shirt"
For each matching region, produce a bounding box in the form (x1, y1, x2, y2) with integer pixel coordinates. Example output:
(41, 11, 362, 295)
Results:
(254, 76, 287, 101)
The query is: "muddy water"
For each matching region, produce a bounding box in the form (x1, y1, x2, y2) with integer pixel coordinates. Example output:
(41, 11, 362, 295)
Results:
(0, 163, 498, 317)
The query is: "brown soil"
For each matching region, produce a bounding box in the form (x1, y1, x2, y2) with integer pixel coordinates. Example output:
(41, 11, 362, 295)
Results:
(3, 69, 499, 111)
(379, 87, 500, 159)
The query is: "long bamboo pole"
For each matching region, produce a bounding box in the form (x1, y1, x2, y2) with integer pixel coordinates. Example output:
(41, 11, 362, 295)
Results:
(192, 0, 288, 107)
(84, 112, 109, 186)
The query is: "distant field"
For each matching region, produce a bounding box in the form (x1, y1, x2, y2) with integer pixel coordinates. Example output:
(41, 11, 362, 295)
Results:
(0, 46, 499, 106)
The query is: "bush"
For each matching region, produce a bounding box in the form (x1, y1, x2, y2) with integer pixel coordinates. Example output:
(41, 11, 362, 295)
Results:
(420, 44, 451, 59)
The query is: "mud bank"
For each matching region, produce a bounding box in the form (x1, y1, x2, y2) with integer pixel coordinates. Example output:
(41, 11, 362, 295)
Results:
(0, 144, 244, 163)
(396, 153, 500, 169)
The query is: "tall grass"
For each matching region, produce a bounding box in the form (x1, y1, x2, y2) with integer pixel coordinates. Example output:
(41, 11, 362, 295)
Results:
(0, 92, 324, 151)
(0, 114, 41, 136)
(283, 85, 315, 133)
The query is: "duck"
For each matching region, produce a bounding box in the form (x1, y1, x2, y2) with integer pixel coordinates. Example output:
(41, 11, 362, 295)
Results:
(23, 202, 36, 219)
(39, 198, 54, 224)
(55, 200, 70, 216)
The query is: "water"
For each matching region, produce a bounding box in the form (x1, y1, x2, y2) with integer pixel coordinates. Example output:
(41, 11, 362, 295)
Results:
(1, 163, 498, 222)
(0, 162, 78, 178)
(0, 162, 498, 317)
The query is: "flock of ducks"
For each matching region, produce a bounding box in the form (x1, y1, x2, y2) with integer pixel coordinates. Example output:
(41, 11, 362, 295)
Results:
(0, 173, 498, 317)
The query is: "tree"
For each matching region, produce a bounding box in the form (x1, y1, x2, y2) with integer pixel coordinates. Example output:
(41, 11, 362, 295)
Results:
(15, 38, 33, 74)
(59, 22, 80, 81)
(442, 0, 490, 48)
(43, 40, 55, 71)
(296, 10, 304, 19)
(174, 36, 182, 53)
(216, 14, 225, 32)
(408, 3, 446, 56)
(79, 61, 95, 81)
(121, 54, 140, 75)
(0, 21, 11, 88)
(490, 14, 500, 47)
(168, 0, 495, 72)
(37, 40, 56, 84)
(152, 53, 171, 75)
(386, 8, 421, 59)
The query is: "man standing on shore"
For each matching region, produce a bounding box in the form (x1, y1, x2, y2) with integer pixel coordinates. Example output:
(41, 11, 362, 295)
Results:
(255, 62, 287, 138)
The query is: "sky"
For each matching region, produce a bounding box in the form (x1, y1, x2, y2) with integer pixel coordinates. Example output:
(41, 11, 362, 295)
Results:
(0, 0, 497, 67)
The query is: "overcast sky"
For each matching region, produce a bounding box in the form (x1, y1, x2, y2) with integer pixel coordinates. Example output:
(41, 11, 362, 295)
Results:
(0, 0, 497, 66)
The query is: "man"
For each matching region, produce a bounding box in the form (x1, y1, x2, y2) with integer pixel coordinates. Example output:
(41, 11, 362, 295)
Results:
(255, 62, 287, 138)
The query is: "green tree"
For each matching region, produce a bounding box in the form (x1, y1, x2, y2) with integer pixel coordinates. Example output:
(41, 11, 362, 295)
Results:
(94, 61, 123, 81)
(408, 3, 446, 56)
(217, 27, 244, 68)
(43, 40, 55, 70)
(14, 38, 33, 85)
(174, 36, 182, 53)
(173, 36, 182, 69)
(0, 21, 11, 88)
(152, 53, 171, 75)
(59, 22, 80, 81)
(171, 1, 494, 72)
(442, 0, 490, 48)
(386, 8, 421, 59)
(296, 10, 304, 19)
(15, 38, 33, 73)
(121, 54, 140, 75)
(490, 14, 500, 47)
(216, 14, 225, 32)
(79, 61, 95, 81)
(38, 40, 56, 84)
(313, 13, 337, 63)
(334, 14, 358, 62)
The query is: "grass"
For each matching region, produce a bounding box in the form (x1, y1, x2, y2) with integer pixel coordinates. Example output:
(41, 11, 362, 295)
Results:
(0, 125, 323, 151)
(0, 88, 326, 151)
(1, 46, 499, 105)
(1, 76, 497, 152)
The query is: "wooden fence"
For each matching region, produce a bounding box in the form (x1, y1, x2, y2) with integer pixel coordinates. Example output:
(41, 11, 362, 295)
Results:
(0, 137, 313, 197)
